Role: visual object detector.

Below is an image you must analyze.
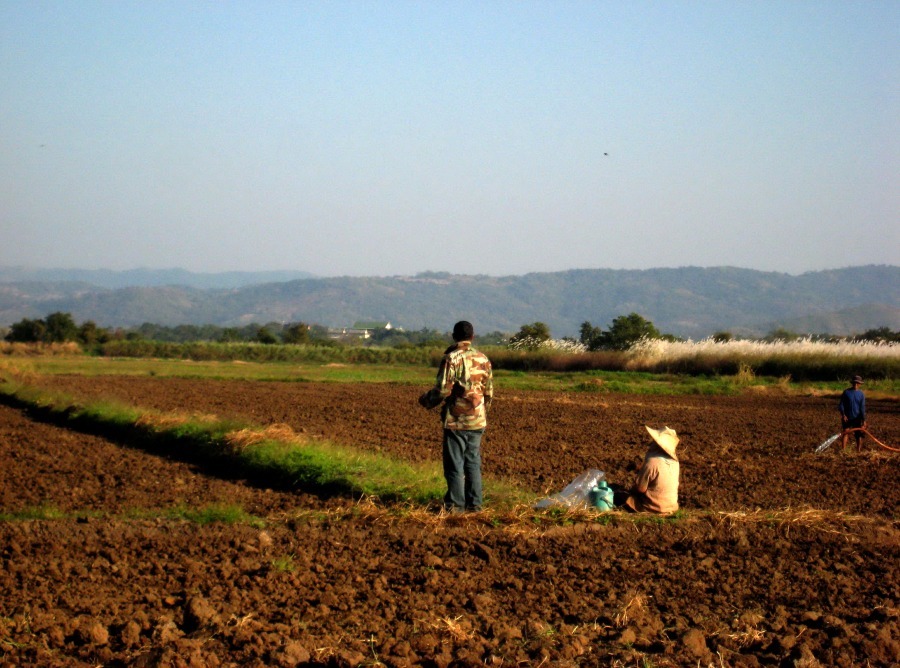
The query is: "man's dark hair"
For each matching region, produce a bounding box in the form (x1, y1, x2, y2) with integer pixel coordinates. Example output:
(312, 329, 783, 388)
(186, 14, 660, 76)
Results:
(452, 320, 474, 341)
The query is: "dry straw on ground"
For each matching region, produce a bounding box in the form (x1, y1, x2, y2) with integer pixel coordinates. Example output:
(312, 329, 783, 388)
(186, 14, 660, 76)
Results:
(225, 423, 308, 451)
(0, 342, 81, 356)
(614, 592, 647, 627)
(135, 411, 219, 431)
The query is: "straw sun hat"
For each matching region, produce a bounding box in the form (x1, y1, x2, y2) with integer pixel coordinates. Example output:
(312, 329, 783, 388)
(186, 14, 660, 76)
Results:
(645, 425, 679, 461)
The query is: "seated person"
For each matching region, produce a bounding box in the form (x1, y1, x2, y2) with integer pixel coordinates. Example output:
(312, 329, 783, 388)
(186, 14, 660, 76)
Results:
(619, 425, 680, 514)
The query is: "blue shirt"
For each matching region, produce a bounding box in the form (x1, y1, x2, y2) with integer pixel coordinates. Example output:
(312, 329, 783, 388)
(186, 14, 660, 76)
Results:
(838, 388, 866, 421)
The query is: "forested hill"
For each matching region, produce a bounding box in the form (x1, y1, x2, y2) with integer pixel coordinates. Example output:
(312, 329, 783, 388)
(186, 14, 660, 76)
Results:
(0, 267, 315, 289)
(0, 265, 897, 339)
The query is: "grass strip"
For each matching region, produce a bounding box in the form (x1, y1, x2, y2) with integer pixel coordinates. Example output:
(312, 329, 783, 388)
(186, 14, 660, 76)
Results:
(0, 375, 530, 509)
(8, 354, 895, 397)
(0, 504, 77, 521)
(126, 503, 266, 526)
(0, 504, 265, 526)
(1, 501, 887, 539)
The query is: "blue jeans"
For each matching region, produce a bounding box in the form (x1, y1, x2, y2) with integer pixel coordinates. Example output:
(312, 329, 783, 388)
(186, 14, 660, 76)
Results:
(442, 428, 484, 511)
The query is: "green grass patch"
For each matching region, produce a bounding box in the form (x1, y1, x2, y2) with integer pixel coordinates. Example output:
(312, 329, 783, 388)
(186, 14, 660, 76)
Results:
(270, 554, 297, 573)
(632, 508, 689, 525)
(5, 351, 896, 397)
(6, 356, 434, 385)
(165, 503, 261, 525)
(0, 504, 265, 526)
(7, 337, 899, 387)
(235, 437, 449, 505)
(0, 504, 72, 521)
(120, 504, 263, 525)
(93, 340, 445, 366)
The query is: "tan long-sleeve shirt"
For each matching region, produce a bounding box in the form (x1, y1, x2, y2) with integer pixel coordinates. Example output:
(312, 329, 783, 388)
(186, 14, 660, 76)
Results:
(626, 452, 680, 514)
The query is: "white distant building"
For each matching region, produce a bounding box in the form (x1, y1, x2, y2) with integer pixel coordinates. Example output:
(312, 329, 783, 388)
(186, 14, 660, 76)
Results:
(327, 321, 395, 340)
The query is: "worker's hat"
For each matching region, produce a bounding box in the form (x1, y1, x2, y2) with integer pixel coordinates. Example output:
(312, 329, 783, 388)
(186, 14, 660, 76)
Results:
(645, 425, 679, 461)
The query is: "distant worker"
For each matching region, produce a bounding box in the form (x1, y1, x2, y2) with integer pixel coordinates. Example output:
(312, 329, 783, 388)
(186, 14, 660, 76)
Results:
(418, 320, 493, 513)
(839, 375, 867, 451)
(618, 426, 681, 514)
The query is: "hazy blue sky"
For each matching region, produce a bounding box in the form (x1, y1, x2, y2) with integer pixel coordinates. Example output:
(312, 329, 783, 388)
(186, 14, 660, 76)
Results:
(2, 1, 897, 277)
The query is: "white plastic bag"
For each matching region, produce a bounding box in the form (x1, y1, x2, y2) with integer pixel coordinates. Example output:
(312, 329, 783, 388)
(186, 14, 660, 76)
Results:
(534, 469, 606, 509)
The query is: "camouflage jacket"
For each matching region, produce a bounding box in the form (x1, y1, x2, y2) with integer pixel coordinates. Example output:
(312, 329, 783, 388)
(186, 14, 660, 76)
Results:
(428, 341, 493, 430)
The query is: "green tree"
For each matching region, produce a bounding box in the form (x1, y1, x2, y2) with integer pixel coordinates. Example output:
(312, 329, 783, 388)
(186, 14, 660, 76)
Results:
(307, 324, 332, 342)
(765, 328, 800, 342)
(600, 313, 661, 350)
(712, 331, 733, 343)
(409, 327, 452, 347)
(134, 322, 168, 341)
(6, 318, 47, 343)
(579, 321, 605, 351)
(478, 330, 509, 346)
(43, 312, 79, 343)
(218, 327, 244, 343)
(255, 326, 278, 344)
(857, 326, 899, 343)
(77, 320, 111, 345)
(509, 322, 551, 349)
(282, 322, 310, 344)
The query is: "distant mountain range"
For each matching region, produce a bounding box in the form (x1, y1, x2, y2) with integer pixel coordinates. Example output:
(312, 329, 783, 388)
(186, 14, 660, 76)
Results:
(0, 265, 897, 339)
(0, 267, 316, 290)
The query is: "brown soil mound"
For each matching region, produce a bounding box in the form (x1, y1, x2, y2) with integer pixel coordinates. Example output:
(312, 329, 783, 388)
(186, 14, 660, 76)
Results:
(0, 376, 897, 666)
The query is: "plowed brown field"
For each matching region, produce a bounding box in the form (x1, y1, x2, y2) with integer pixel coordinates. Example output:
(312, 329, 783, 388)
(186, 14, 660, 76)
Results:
(1, 375, 898, 667)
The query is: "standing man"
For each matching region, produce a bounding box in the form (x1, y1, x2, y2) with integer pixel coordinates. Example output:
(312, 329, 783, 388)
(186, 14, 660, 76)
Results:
(839, 375, 867, 451)
(419, 321, 493, 513)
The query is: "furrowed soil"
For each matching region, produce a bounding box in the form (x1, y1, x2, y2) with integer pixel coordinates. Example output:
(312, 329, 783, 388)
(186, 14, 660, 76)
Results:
(1, 375, 898, 667)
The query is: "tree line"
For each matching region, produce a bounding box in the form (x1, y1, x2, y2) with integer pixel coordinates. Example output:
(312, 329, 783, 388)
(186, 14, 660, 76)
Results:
(501, 313, 680, 351)
(508, 314, 899, 350)
(4, 311, 899, 348)
(1, 312, 507, 348)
